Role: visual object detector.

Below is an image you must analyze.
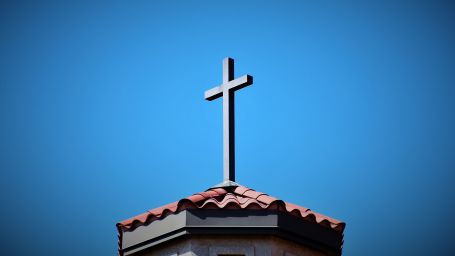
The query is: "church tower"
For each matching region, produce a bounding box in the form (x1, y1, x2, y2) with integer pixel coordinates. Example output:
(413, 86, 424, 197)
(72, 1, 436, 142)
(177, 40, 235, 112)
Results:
(116, 58, 345, 256)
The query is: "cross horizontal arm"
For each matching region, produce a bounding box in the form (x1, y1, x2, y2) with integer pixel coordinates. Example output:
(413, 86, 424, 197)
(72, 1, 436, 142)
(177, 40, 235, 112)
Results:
(204, 85, 222, 101)
(204, 75, 253, 101)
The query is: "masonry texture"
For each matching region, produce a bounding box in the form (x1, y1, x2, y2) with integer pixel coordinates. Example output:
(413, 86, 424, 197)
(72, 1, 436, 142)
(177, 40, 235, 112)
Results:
(135, 235, 326, 256)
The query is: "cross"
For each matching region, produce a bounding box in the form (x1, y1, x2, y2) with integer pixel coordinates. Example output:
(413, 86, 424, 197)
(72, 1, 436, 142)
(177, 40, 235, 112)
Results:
(205, 57, 253, 183)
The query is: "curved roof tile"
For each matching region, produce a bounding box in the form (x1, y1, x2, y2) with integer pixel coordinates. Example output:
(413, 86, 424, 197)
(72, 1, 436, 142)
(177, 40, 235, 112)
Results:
(117, 185, 345, 234)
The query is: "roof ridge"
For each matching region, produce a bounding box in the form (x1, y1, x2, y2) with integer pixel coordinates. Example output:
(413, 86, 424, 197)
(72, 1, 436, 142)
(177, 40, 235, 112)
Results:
(117, 184, 345, 235)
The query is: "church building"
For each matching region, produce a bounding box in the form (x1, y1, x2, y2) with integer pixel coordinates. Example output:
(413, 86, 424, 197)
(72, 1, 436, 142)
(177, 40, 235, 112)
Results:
(116, 58, 345, 256)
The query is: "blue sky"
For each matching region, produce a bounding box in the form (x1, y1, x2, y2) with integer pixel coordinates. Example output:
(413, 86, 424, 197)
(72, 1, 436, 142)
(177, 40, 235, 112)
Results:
(1, 1, 454, 255)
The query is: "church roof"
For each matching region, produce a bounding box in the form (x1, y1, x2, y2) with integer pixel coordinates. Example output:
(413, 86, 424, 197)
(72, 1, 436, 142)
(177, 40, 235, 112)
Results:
(117, 184, 345, 234)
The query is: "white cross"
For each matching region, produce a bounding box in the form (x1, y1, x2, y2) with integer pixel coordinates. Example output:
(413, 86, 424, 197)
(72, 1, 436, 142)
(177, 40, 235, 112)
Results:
(205, 57, 253, 183)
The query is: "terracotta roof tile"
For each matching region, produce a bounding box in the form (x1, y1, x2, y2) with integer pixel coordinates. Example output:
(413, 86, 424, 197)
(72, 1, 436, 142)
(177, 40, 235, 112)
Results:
(256, 194, 279, 205)
(242, 189, 264, 199)
(186, 194, 205, 202)
(233, 186, 250, 195)
(117, 185, 345, 235)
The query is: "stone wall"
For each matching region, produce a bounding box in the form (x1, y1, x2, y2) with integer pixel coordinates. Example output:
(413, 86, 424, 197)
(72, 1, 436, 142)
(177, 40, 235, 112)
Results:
(135, 235, 327, 256)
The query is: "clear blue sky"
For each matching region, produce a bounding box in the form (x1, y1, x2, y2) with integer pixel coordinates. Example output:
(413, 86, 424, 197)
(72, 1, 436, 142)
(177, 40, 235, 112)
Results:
(1, 1, 454, 255)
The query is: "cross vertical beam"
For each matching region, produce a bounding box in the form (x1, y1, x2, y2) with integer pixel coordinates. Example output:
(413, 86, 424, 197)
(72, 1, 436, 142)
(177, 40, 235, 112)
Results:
(223, 58, 235, 181)
(204, 57, 253, 183)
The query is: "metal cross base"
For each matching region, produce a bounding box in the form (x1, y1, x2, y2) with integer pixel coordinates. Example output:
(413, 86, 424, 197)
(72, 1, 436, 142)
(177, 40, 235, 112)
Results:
(211, 180, 241, 189)
(205, 57, 253, 183)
